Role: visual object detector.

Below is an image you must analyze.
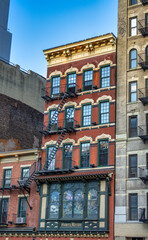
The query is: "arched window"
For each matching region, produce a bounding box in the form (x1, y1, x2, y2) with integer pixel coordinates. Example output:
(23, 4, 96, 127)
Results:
(49, 191, 59, 218)
(129, 49, 137, 69)
(63, 190, 73, 217)
(146, 46, 148, 63)
(74, 190, 84, 218)
(87, 189, 98, 218)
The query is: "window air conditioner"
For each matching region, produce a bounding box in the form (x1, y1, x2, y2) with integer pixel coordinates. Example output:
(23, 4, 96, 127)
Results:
(16, 217, 25, 224)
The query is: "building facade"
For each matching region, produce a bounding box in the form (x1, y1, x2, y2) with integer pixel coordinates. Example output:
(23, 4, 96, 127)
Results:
(115, 0, 148, 239)
(0, 149, 40, 239)
(36, 33, 116, 240)
(0, 0, 12, 62)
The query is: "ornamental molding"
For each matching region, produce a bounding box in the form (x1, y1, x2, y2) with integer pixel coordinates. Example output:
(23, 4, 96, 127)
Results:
(65, 66, 79, 74)
(47, 104, 58, 111)
(96, 95, 112, 102)
(61, 138, 76, 146)
(81, 63, 95, 71)
(95, 134, 111, 142)
(45, 140, 56, 147)
(78, 136, 93, 144)
(63, 101, 77, 109)
(98, 59, 113, 67)
(79, 98, 94, 106)
(49, 70, 62, 79)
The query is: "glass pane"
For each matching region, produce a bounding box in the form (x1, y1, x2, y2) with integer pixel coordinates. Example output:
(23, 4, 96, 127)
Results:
(130, 0, 137, 5)
(84, 70, 93, 90)
(22, 168, 30, 180)
(81, 143, 90, 168)
(100, 102, 109, 124)
(87, 189, 98, 217)
(129, 117, 137, 137)
(63, 144, 73, 169)
(52, 77, 60, 95)
(63, 190, 73, 217)
(99, 140, 108, 166)
(130, 82, 137, 102)
(129, 155, 137, 177)
(68, 73, 76, 90)
(101, 66, 110, 88)
(66, 107, 74, 128)
(74, 190, 84, 218)
(83, 105, 91, 126)
(0, 199, 9, 224)
(19, 198, 27, 217)
(49, 191, 59, 218)
(47, 146, 55, 170)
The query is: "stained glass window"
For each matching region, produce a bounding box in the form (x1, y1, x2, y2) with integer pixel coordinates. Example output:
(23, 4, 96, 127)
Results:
(74, 190, 84, 218)
(49, 191, 59, 218)
(87, 189, 98, 218)
(63, 190, 73, 217)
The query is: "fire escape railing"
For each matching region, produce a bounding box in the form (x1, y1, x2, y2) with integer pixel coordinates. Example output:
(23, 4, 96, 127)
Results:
(138, 125, 148, 143)
(138, 19, 148, 36)
(140, 0, 148, 5)
(139, 208, 148, 223)
(138, 166, 148, 183)
(138, 88, 148, 105)
(138, 53, 148, 71)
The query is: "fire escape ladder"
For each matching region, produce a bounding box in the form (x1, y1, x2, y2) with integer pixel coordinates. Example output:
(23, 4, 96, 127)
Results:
(43, 128, 68, 170)
(48, 92, 70, 130)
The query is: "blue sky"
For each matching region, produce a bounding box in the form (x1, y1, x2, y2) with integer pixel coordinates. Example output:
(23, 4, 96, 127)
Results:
(9, 0, 118, 77)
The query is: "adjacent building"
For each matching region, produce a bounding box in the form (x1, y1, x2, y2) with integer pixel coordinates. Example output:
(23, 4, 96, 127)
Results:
(36, 33, 116, 240)
(115, 0, 148, 239)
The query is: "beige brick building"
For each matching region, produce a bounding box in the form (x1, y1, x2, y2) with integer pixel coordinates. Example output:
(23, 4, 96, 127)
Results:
(115, 0, 148, 239)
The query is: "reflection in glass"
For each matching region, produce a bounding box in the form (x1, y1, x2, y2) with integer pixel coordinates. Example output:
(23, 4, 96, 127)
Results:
(74, 190, 84, 218)
(63, 190, 73, 217)
(87, 189, 98, 217)
(49, 191, 59, 218)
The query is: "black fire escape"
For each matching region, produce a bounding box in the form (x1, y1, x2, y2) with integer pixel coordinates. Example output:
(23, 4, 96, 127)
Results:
(140, 0, 148, 5)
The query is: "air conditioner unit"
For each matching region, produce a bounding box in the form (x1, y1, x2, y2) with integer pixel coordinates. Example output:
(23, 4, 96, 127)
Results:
(16, 217, 25, 224)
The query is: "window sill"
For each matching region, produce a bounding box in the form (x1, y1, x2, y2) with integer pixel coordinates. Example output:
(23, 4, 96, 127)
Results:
(128, 3, 142, 9)
(128, 34, 142, 40)
(127, 67, 141, 72)
(127, 137, 139, 141)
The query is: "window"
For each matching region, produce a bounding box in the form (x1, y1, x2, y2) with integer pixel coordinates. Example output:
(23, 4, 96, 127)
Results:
(100, 65, 110, 88)
(129, 194, 138, 220)
(145, 79, 148, 97)
(21, 167, 30, 181)
(0, 198, 9, 224)
(146, 46, 148, 63)
(80, 142, 90, 168)
(63, 144, 73, 169)
(46, 145, 56, 170)
(3, 169, 12, 188)
(49, 109, 58, 131)
(129, 82, 137, 102)
(129, 49, 137, 69)
(67, 73, 76, 93)
(129, 155, 137, 178)
(87, 189, 98, 218)
(65, 107, 74, 129)
(18, 198, 27, 223)
(51, 76, 60, 96)
(82, 104, 91, 127)
(129, 0, 137, 5)
(99, 101, 110, 124)
(83, 69, 93, 91)
(129, 116, 137, 137)
(98, 140, 109, 166)
(130, 17, 137, 36)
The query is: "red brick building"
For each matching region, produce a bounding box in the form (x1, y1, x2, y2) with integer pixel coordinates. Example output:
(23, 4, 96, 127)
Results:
(0, 33, 116, 240)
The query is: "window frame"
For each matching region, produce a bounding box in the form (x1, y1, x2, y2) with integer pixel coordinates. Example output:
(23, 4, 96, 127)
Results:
(129, 115, 137, 138)
(21, 167, 30, 181)
(81, 103, 92, 127)
(129, 49, 137, 69)
(83, 68, 93, 91)
(129, 154, 137, 178)
(79, 141, 90, 169)
(67, 72, 76, 93)
(17, 197, 27, 221)
(100, 65, 110, 88)
(130, 17, 137, 36)
(46, 145, 56, 170)
(50, 75, 61, 96)
(49, 108, 58, 131)
(129, 81, 137, 102)
(129, 193, 138, 220)
(3, 169, 12, 188)
(64, 106, 75, 128)
(0, 198, 9, 224)
(62, 143, 73, 169)
(99, 100, 110, 125)
(98, 139, 109, 167)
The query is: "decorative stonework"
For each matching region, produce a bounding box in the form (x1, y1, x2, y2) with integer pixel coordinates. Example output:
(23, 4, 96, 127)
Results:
(45, 140, 56, 147)
(79, 98, 94, 106)
(81, 63, 95, 71)
(65, 66, 79, 74)
(98, 59, 113, 67)
(49, 70, 62, 79)
(63, 101, 77, 109)
(47, 104, 58, 112)
(78, 136, 93, 144)
(95, 134, 112, 142)
(61, 138, 76, 146)
(96, 95, 112, 102)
